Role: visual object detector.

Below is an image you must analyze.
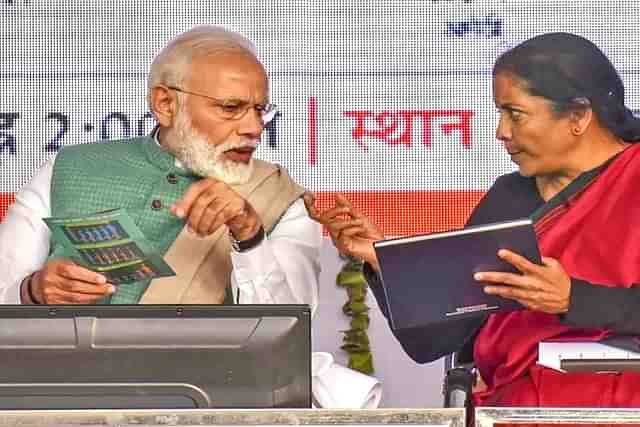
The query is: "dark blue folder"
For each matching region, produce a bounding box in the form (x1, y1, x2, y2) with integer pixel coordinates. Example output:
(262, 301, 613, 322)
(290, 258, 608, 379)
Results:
(373, 218, 541, 331)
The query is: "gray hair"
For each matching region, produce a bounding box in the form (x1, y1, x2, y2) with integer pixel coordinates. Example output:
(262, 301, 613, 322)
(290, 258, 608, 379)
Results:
(147, 25, 257, 109)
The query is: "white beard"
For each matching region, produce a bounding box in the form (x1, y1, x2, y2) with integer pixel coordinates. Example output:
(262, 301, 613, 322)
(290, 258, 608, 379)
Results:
(164, 108, 257, 185)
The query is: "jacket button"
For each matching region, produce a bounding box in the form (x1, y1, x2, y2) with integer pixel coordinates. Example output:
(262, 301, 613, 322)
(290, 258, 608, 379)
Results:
(167, 173, 178, 184)
(151, 199, 162, 210)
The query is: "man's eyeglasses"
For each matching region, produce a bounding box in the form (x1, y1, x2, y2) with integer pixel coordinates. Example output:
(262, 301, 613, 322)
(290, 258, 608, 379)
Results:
(167, 86, 279, 124)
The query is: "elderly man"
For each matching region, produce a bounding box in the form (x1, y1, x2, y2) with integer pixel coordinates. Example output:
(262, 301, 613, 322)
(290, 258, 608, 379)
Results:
(0, 26, 321, 308)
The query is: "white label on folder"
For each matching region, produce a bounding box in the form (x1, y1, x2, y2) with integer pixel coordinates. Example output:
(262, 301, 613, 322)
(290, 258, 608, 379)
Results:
(445, 304, 499, 316)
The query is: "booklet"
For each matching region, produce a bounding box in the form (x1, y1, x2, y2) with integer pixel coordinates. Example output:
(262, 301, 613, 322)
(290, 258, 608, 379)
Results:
(44, 209, 176, 285)
(373, 218, 540, 331)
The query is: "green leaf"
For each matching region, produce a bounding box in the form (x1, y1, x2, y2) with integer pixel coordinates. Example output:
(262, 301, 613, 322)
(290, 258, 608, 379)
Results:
(342, 301, 369, 316)
(348, 301, 369, 314)
(341, 342, 370, 352)
(344, 259, 365, 272)
(350, 314, 370, 330)
(337, 260, 375, 376)
(347, 286, 366, 302)
(336, 271, 366, 288)
(342, 300, 353, 315)
(349, 352, 374, 374)
(342, 329, 369, 342)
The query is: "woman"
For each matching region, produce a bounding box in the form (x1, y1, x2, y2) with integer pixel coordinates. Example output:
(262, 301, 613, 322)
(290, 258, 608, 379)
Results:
(305, 32, 640, 407)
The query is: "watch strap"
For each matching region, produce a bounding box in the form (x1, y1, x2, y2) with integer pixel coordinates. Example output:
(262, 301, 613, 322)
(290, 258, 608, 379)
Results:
(230, 225, 265, 252)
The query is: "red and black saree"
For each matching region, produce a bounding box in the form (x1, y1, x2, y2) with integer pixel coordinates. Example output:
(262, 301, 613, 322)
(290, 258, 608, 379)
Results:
(474, 143, 640, 407)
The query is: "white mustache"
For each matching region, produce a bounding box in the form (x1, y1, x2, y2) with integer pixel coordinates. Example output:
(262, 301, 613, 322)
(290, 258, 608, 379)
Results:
(220, 139, 260, 152)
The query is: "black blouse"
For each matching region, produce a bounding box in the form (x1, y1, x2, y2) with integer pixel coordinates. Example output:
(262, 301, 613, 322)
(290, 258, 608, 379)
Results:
(365, 172, 640, 364)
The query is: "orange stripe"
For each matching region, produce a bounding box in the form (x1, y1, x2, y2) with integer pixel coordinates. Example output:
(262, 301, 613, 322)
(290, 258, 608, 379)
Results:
(0, 190, 486, 236)
(314, 190, 486, 236)
(0, 194, 15, 222)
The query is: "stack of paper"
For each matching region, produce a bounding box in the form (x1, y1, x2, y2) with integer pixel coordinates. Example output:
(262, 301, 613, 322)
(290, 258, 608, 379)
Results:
(538, 341, 640, 373)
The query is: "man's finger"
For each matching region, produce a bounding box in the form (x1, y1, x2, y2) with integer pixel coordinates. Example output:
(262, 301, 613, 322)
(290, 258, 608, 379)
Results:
(194, 198, 233, 236)
(173, 178, 221, 219)
(47, 287, 112, 304)
(185, 188, 223, 232)
(56, 262, 107, 284)
(61, 280, 116, 296)
(206, 207, 237, 236)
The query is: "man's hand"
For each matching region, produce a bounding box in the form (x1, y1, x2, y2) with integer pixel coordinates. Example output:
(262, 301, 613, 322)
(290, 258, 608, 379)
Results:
(172, 178, 262, 241)
(30, 259, 115, 304)
(474, 249, 571, 314)
(304, 192, 384, 271)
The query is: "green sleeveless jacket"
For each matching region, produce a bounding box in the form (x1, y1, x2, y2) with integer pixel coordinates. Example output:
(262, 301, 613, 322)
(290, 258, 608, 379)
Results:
(49, 137, 201, 303)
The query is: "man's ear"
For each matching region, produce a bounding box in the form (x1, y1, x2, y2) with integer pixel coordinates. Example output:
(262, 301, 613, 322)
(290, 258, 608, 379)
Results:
(150, 85, 179, 127)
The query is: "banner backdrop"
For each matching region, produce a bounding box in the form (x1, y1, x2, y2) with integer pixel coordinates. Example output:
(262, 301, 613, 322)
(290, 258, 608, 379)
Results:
(2, 1, 640, 407)
(3, 0, 638, 234)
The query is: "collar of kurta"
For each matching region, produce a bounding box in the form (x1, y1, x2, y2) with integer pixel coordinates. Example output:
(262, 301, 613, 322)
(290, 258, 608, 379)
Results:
(141, 133, 197, 177)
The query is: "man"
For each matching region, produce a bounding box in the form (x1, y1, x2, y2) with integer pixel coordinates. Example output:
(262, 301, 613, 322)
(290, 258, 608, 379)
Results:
(0, 25, 321, 308)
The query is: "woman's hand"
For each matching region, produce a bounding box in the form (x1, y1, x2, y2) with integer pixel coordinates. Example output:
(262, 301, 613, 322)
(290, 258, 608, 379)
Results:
(303, 193, 384, 271)
(474, 249, 571, 314)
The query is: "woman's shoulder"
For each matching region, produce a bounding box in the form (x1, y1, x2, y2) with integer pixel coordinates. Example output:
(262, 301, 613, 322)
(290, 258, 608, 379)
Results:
(466, 172, 540, 225)
(490, 171, 536, 194)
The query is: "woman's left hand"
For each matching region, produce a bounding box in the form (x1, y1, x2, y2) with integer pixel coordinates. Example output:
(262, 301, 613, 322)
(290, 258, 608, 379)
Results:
(474, 249, 571, 314)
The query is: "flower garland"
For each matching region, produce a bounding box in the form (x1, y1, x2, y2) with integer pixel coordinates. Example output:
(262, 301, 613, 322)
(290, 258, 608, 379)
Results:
(336, 257, 374, 374)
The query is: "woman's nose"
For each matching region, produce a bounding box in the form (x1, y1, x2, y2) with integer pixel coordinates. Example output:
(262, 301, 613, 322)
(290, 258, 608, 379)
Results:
(495, 115, 511, 142)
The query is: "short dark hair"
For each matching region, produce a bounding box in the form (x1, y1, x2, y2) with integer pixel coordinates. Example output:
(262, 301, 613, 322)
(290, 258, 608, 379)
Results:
(494, 32, 640, 142)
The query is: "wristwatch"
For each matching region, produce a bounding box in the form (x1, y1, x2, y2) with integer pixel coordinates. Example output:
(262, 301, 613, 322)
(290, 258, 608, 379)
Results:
(230, 225, 265, 252)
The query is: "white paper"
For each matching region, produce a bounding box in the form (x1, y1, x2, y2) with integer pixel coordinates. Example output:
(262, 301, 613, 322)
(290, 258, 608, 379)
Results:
(538, 341, 640, 372)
